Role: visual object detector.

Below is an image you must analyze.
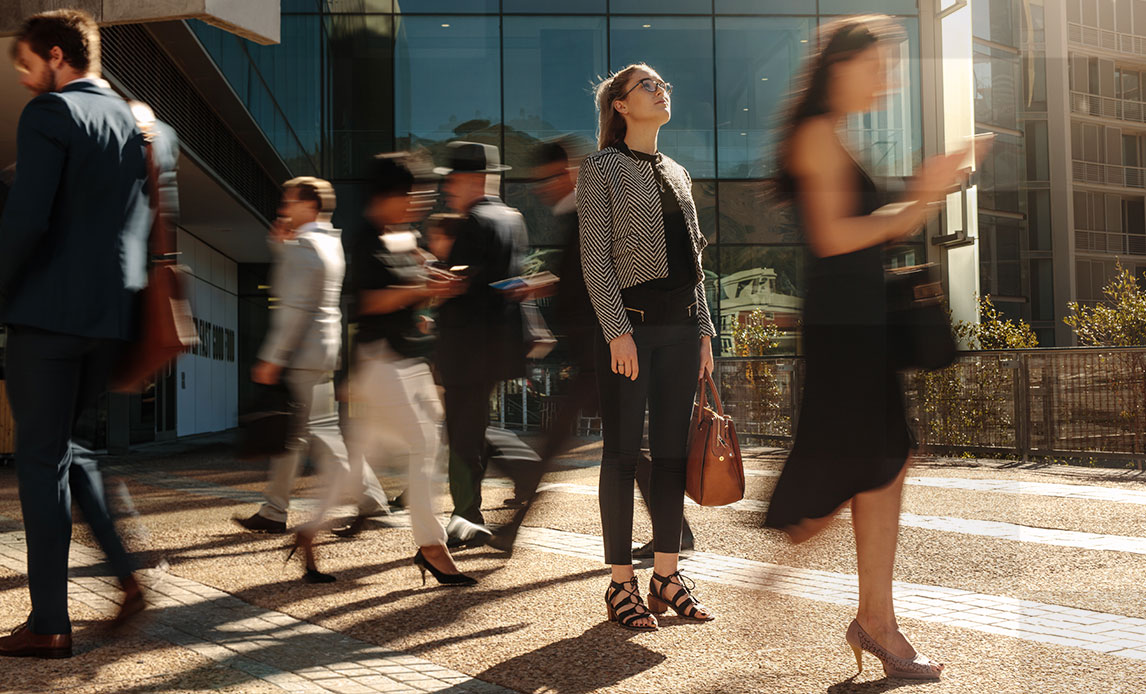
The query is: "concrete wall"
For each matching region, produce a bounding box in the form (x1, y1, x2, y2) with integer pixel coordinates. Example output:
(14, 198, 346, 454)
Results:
(0, 0, 279, 44)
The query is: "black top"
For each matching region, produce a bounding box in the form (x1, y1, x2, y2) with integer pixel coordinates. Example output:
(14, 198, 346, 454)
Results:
(764, 158, 910, 533)
(626, 147, 694, 291)
(350, 228, 435, 359)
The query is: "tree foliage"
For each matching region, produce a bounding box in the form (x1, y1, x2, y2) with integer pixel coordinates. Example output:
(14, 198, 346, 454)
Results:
(1064, 261, 1146, 346)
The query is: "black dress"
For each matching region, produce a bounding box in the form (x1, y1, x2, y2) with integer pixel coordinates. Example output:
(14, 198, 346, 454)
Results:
(764, 162, 911, 533)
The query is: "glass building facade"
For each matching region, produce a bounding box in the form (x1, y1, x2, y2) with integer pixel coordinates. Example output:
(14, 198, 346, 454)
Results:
(194, 0, 924, 356)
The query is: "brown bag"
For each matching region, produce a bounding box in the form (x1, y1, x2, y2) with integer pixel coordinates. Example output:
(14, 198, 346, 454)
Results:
(685, 372, 745, 507)
(111, 104, 197, 393)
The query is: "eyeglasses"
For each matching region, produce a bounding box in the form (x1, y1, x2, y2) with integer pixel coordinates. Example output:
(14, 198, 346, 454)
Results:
(620, 77, 672, 99)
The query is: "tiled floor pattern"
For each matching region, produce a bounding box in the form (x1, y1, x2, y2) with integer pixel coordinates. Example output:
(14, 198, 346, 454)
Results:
(746, 466, 1146, 504)
(511, 526, 1146, 661)
(0, 519, 515, 694)
(78, 461, 1146, 671)
(491, 479, 1146, 555)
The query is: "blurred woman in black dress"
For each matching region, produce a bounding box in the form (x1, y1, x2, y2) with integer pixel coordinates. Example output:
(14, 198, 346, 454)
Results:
(766, 15, 979, 680)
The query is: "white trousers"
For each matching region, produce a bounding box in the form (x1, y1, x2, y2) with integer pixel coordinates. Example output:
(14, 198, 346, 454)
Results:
(258, 369, 387, 525)
(354, 341, 448, 547)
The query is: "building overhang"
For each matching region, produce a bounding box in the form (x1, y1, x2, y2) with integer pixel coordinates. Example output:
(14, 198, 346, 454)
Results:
(0, 1, 280, 45)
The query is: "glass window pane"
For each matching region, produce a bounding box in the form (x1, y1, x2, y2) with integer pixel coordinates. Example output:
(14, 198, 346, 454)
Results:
(505, 182, 568, 246)
(820, 0, 917, 13)
(283, 0, 323, 11)
(610, 0, 710, 13)
(718, 246, 805, 356)
(719, 181, 800, 244)
(394, 0, 498, 12)
(324, 0, 392, 11)
(503, 17, 606, 176)
(242, 15, 325, 174)
(840, 18, 922, 176)
(504, 0, 607, 12)
(974, 45, 1019, 130)
(716, 0, 814, 13)
(329, 15, 394, 178)
(716, 16, 812, 178)
(395, 17, 501, 154)
(610, 17, 715, 177)
(978, 132, 1022, 213)
(693, 180, 717, 244)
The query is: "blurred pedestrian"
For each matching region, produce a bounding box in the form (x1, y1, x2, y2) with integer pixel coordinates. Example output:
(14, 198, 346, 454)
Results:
(348, 152, 475, 586)
(247, 177, 356, 583)
(0, 9, 178, 657)
(578, 64, 717, 632)
(235, 183, 390, 538)
(765, 15, 978, 680)
(434, 141, 538, 548)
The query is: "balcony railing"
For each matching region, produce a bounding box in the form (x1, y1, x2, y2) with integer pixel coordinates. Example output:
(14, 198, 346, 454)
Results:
(1075, 227, 1146, 256)
(1073, 159, 1146, 189)
(1071, 90, 1146, 125)
(1069, 22, 1146, 59)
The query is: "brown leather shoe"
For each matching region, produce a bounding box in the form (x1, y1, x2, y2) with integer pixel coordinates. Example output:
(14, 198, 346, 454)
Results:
(110, 576, 146, 632)
(0, 622, 72, 659)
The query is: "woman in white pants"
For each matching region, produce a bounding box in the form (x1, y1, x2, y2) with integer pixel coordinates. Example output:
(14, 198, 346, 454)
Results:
(349, 152, 475, 586)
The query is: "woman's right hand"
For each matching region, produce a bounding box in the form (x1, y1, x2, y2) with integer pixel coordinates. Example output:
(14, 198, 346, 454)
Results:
(909, 150, 971, 205)
(609, 334, 639, 381)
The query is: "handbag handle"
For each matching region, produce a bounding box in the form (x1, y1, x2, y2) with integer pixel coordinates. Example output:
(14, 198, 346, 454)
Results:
(696, 371, 725, 417)
(128, 101, 174, 262)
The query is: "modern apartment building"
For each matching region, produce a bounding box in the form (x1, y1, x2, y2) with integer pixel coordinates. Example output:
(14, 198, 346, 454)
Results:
(974, 0, 1146, 346)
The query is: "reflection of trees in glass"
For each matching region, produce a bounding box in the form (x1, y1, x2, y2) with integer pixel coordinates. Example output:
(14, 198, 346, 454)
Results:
(718, 246, 804, 356)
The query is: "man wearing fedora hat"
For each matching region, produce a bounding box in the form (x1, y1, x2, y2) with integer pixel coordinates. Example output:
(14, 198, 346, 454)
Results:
(434, 141, 537, 547)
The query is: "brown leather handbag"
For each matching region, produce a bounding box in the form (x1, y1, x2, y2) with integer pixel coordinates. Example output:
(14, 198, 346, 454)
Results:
(111, 103, 197, 393)
(685, 372, 745, 507)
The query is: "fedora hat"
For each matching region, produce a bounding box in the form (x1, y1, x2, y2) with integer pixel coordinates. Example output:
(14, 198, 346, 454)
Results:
(433, 141, 511, 175)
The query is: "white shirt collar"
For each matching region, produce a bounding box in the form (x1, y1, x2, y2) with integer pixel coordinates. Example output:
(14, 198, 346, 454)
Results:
(552, 191, 576, 216)
(65, 77, 111, 90)
(298, 220, 337, 236)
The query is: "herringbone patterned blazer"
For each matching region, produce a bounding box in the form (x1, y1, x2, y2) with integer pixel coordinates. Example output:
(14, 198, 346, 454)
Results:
(576, 145, 716, 342)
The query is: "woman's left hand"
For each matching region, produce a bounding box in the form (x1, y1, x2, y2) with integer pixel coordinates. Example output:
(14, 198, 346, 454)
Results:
(699, 335, 714, 379)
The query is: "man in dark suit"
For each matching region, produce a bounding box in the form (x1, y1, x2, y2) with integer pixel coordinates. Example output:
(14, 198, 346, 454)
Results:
(0, 10, 179, 658)
(435, 141, 538, 547)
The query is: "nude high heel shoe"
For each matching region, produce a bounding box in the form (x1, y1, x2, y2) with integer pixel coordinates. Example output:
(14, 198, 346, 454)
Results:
(845, 619, 943, 680)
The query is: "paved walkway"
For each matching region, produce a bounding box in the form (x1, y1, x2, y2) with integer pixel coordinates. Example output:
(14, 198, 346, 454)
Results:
(0, 518, 513, 694)
(102, 465, 1146, 661)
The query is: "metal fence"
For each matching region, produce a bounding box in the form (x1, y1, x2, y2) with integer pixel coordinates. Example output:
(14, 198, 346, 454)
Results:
(494, 348, 1146, 464)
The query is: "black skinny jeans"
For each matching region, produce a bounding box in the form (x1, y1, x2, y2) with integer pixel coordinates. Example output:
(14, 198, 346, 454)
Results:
(596, 285, 700, 565)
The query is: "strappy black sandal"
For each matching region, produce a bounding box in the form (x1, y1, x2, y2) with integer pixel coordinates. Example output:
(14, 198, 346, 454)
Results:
(647, 571, 715, 622)
(605, 577, 659, 632)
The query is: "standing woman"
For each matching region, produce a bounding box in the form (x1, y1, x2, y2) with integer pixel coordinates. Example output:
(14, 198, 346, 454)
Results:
(578, 64, 717, 632)
(766, 16, 975, 679)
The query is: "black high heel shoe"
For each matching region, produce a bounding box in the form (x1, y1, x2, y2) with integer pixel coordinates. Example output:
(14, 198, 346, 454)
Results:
(413, 549, 477, 587)
(286, 532, 336, 584)
(647, 570, 714, 622)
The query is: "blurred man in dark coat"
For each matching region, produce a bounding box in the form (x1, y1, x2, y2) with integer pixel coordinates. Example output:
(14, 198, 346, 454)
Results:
(0, 10, 178, 657)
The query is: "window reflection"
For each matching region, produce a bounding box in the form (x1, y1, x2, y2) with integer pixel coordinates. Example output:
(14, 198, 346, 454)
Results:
(611, 0, 710, 14)
(718, 246, 805, 356)
(393, 0, 498, 13)
(840, 18, 922, 178)
(716, 17, 812, 179)
(719, 182, 800, 244)
(328, 14, 394, 178)
(503, 0, 607, 12)
(503, 17, 606, 177)
(610, 17, 715, 178)
(715, 0, 812, 13)
(395, 16, 501, 154)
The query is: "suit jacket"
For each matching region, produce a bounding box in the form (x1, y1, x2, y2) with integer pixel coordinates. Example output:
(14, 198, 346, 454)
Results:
(0, 79, 179, 341)
(258, 221, 345, 372)
(435, 196, 528, 386)
(576, 145, 716, 343)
